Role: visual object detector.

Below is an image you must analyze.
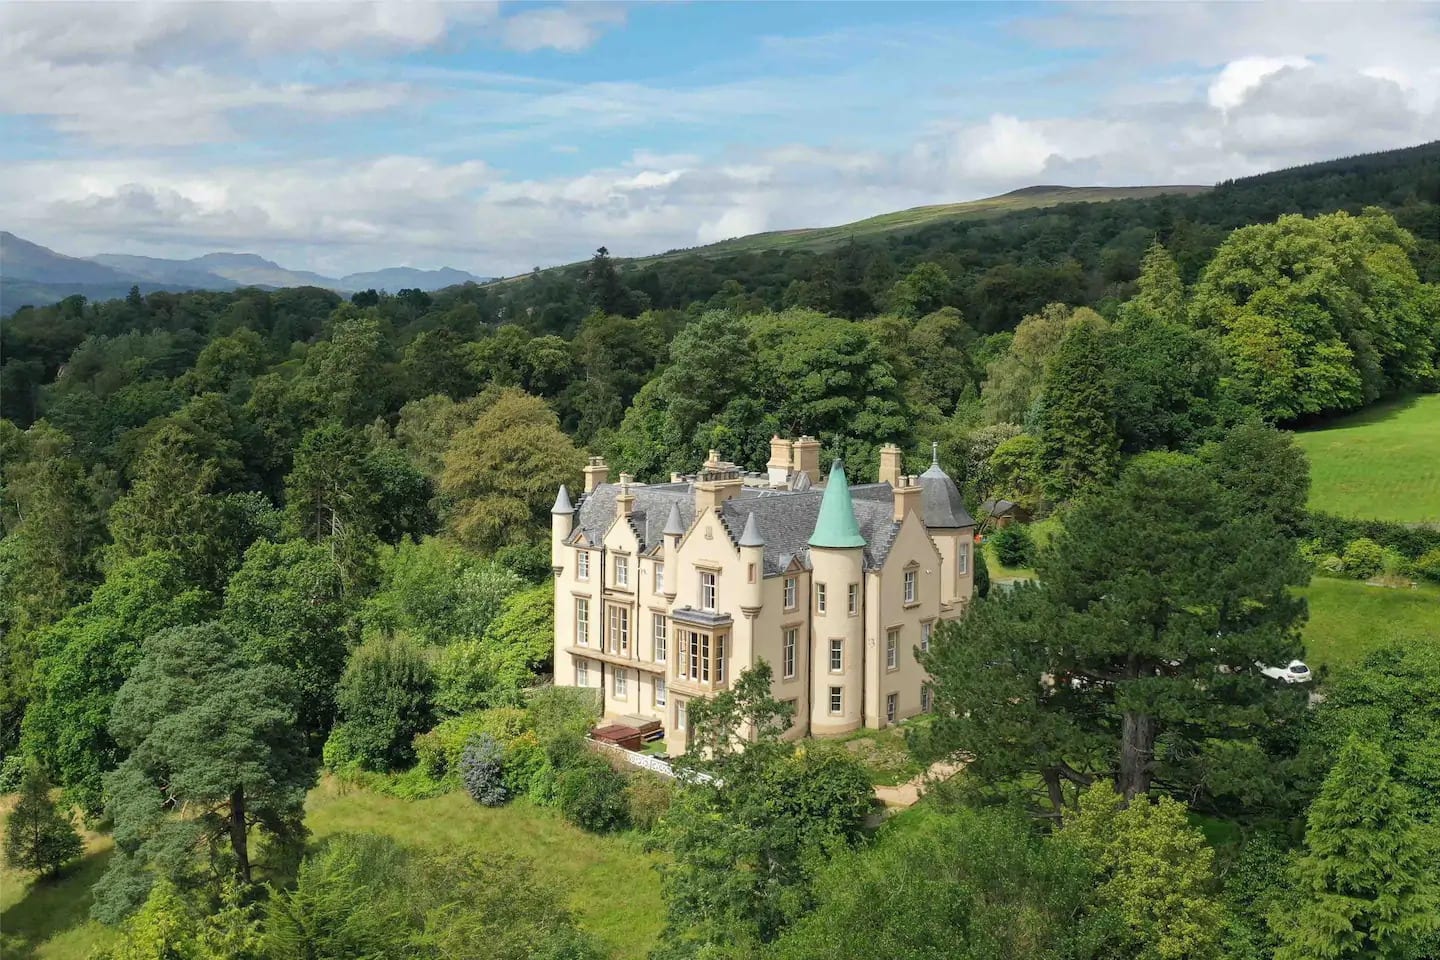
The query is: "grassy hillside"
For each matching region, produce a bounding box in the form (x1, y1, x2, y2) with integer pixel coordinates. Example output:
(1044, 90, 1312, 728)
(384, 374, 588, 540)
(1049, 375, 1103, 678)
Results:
(0, 781, 664, 960)
(1295, 394, 1440, 524)
(638, 184, 1209, 262)
(1300, 576, 1440, 670)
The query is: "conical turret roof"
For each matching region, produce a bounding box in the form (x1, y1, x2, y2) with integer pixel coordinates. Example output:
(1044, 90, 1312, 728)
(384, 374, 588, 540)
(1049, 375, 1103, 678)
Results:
(738, 511, 765, 547)
(808, 459, 866, 548)
(551, 484, 574, 515)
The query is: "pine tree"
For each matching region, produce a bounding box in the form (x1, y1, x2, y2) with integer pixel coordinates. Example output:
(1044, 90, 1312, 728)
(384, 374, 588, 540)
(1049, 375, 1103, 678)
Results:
(1037, 316, 1120, 502)
(1274, 737, 1440, 960)
(3, 763, 83, 878)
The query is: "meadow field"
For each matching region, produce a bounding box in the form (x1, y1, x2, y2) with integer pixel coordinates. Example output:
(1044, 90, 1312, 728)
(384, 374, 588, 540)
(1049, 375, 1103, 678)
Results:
(1294, 394, 1440, 524)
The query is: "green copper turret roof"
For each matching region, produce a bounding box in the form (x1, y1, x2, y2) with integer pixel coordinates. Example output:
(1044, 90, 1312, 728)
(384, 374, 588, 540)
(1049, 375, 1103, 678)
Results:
(808, 459, 866, 549)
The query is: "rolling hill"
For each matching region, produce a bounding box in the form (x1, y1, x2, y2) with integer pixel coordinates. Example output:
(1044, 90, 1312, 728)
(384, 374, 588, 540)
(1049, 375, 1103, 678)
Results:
(640, 184, 1211, 262)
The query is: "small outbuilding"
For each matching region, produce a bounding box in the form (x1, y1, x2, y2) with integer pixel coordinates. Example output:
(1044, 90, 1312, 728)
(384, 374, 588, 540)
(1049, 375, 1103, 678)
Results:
(978, 499, 1031, 528)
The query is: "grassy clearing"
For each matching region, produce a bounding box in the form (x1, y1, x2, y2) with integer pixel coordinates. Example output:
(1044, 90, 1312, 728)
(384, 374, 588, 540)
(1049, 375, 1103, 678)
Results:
(981, 514, 1060, 584)
(829, 718, 929, 786)
(0, 796, 118, 960)
(1299, 575, 1440, 671)
(1294, 394, 1440, 524)
(305, 777, 665, 958)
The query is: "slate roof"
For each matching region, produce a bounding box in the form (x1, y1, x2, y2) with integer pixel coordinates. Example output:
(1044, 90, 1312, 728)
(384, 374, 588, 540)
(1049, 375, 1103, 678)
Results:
(571, 475, 918, 577)
(918, 462, 975, 529)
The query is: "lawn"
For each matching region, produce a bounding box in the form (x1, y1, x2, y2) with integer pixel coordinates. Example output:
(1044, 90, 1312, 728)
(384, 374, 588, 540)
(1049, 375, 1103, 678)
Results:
(0, 797, 118, 960)
(1294, 394, 1440, 524)
(1299, 575, 1440, 671)
(306, 777, 666, 958)
(1, 781, 665, 960)
(829, 718, 928, 786)
(982, 514, 1060, 584)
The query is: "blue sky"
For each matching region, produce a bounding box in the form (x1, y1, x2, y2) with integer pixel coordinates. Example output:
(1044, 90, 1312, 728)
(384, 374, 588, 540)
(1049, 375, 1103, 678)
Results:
(3, 2, 1438, 275)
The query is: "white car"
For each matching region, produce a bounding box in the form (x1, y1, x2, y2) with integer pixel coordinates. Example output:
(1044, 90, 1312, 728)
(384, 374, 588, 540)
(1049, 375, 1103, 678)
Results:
(1259, 660, 1312, 684)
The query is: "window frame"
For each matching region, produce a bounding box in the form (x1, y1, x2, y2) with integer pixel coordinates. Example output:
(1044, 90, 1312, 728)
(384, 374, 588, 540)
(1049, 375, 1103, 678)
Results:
(903, 569, 917, 604)
(828, 686, 843, 715)
(607, 604, 629, 654)
(782, 628, 797, 680)
(886, 628, 899, 670)
(614, 555, 629, 588)
(783, 576, 797, 610)
(699, 571, 717, 611)
(886, 692, 898, 724)
(576, 659, 589, 686)
(613, 667, 628, 698)
(654, 562, 665, 593)
(847, 583, 859, 616)
(828, 638, 843, 673)
(576, 550, 590, 580)
(575, 598, 589, 647)
(652, 612, 668, 663)
(921, 620, 933, 653)
(816, 583, 827, 614)
(654, 676, 667, 707)
(956, 542, 969, 575)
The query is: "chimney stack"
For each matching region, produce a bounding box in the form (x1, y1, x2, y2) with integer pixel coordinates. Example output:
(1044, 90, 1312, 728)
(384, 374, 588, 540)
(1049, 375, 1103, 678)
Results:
(791, 436, 821, 486)
(583, 456, 610, 493)
(767, 435, 792, 485)
(616, 473, 635, 519)
(878, 443, 903, 487)
(893, 473, 922, 522)
(694, 459, 743, 514)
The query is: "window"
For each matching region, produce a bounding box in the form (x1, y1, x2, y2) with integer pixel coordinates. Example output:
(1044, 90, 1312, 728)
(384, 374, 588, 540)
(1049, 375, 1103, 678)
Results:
(816, 583, 827, 614)
(886, 628, 899, 670)
(612, 668, 627, 698)
(699, 571, 717, 611)
(783, 577, 797, 610)
(847, 583, 859, 615)
(678, 629, 726, 684)
(653, 613, 668, 663)
(903, 569, 917, 604)
(577, 550, 590, 580)
(782, 628, 797, 679)
(576, 659, 589, 686)
(921, 621, 932, 653)
(676, 699, 687, 731)
(607, 605, 629, 654)
(615, 556, 629, 587)
(829, 638, 843, 672)
(957, 542, 969, 575)
(921, 685, 932, 712)
(715, 634, 726, 683)
(654, 563, 665, 593)
(829, 686, 843, 714)
(886, 692, 898, 724)
(747, 563, 756, 584)
(687, 630, 700, 680)
(700, 632, 712, 682)
(575, 598, 589, 646)
(654, 676, 667, 707)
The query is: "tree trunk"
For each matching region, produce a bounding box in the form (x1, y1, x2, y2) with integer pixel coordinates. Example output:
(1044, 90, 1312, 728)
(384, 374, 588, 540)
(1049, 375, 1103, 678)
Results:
(1118, 710, 1155, 802)
(229, 785, 251, 883)
(1042, 768, 1065, 820)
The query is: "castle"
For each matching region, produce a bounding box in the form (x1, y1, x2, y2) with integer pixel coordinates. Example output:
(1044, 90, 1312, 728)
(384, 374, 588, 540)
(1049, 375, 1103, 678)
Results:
(550, 437, 975, 752)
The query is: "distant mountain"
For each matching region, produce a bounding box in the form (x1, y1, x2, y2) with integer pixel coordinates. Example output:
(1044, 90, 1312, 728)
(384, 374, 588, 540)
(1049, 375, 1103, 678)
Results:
(187, 252, 336, 289)
(339, 266, 491, 291)
(1, 233, 493, 309)
(89, 253, 238, 289)
(2, 231, 134, 285)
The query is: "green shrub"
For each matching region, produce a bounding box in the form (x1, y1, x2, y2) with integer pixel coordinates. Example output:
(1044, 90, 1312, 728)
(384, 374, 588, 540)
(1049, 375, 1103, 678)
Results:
(555, 755, 630, 833)
(527, 686, 600, 740)
(991, 525, 1036, 568)
(502, 731, 546, 797)
(1341, 537, 1385, 579)
(433, 639, 528, 717)
(0, 754, 26, 793)
(1412, 548, 1440, 584)
(1308, 512, 1440, 562)
(333, 636, 434, 772)
(414, 707, 533, 781)
(460, 735, 507, 806)
(624, 773, 674, 832)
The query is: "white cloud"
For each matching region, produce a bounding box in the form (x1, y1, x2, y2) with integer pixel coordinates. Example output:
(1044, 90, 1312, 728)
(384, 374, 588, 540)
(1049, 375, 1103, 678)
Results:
(953, 115, 1055, 180)
(500, 4, 627, 53)
(1208, 56, 1312, 112)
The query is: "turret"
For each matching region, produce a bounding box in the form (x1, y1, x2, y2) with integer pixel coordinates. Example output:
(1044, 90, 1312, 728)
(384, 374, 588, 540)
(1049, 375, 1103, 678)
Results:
(550, 484, 574, 572)
(737, 511, 765, 617)
(662, 501, 684, 600)
(808, 459, 866, 735)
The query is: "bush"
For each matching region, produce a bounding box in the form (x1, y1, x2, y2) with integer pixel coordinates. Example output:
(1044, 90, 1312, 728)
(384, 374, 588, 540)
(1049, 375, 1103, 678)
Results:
(502, 732, 546, 797)
(527, 686, 601, 740)
(0, 754, 26, 793)
(1307, 512, 1440, 562)
(333, 637, 435, 772)
(414, 707, 532, 781)
(1412, 548, 1440, 585)
(460, 735, 507, 806)
(555, 755, 629, 833)
(433, 640, 528, 717)
(991, 525, 1036, 568)
(1341, 538, 1385, 579)
(624, 773, 674, 832)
